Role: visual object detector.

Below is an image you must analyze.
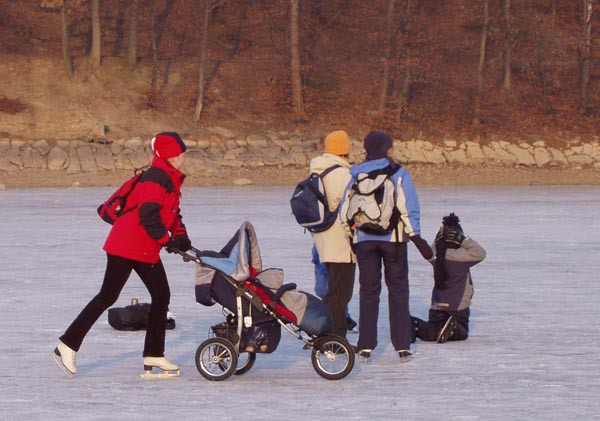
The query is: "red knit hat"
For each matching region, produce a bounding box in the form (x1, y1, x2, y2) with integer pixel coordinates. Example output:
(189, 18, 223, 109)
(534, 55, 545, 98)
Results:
(151, 132, 187, 159)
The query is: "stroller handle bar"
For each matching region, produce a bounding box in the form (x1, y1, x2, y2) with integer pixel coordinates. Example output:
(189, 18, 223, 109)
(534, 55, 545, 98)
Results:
(171, 246, 203, 265)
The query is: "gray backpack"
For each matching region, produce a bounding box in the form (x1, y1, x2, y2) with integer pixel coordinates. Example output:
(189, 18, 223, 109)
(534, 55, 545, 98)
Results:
(346, 164, 400, 236)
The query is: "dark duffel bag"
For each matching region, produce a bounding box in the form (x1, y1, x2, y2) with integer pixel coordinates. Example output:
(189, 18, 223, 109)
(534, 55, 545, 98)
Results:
(108, 299, 175, 331)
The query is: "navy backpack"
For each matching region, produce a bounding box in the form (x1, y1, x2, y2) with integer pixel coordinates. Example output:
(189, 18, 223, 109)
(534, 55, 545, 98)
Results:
(290, 165, 341, 233)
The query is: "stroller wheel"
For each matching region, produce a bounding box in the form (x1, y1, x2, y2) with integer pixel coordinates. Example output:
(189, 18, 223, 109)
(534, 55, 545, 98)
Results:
(195, 338, 238, 381)
(311, 335, 355, 381)
(234, 352, 256, 376)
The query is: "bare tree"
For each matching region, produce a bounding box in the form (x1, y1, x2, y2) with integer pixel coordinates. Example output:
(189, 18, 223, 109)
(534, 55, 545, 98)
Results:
(377, 0, 397, 117)
(502, 0, 512, 91)
(473, 0, 489, 128)
(89, 0, 101, 70)
(61, 0, 74, 78)
(149, 0, 159, 90)
(194, 0, 221, 123)
(394, 0, 415, 122)
(41, 0, 74, 78)
(127, 0, 138, 71)
(551, 0, 558, 24)
(290, 0, 308, 121)
(581, 0, 593, 108)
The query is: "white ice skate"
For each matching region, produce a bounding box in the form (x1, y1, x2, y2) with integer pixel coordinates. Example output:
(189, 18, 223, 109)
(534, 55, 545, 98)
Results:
(140, 356, 180, 379)
(355, 348, 372, 363)
(51, 341, 77, 378)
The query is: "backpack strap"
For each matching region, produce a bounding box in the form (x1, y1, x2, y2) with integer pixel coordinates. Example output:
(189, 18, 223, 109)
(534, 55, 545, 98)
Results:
(319, 164, 342, 178)
(309, 164, 342, 206)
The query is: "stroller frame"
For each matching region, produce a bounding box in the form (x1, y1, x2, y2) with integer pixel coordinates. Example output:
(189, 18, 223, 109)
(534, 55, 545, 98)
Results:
(180, 244, 355, 381)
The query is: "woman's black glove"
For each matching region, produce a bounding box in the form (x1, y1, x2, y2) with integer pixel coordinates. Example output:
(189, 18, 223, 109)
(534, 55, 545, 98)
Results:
(165, 238, 182, 254)
(165, 235, 192, 253)
(176, 234, 192, 252)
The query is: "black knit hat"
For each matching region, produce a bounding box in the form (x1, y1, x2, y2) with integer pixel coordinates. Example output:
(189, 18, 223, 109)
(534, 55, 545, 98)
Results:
(364, 130, 393, 160)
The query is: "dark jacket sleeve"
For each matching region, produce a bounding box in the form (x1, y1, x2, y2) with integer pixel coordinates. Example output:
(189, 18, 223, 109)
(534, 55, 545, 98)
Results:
(136, 167, 173, 243)
(139, 202, 168, 240)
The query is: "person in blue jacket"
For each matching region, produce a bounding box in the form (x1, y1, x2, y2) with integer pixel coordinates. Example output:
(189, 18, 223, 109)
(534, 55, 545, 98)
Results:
(340, 130, 432, 362)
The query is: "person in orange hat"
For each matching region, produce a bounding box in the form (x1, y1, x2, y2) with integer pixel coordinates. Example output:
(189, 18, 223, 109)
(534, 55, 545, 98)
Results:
(308, 130, 356, 338)
(52, 132, 191, 378)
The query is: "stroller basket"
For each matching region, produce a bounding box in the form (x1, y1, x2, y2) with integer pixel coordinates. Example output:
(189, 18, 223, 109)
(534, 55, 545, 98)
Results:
(211, 319, 281, 354)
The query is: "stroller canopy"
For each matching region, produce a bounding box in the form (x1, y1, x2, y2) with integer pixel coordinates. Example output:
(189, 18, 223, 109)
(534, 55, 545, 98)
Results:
(199, 221, 263, 282)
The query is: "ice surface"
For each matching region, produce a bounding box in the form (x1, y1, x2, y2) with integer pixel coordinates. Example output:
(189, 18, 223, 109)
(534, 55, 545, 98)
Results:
(1, 186, 599, 420)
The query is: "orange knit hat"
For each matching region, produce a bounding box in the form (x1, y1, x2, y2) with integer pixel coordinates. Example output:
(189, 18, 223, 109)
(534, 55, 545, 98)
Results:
(324, 130, 351, 156)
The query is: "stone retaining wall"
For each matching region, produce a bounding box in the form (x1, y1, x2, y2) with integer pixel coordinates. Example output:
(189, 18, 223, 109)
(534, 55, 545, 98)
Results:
(1, 130, 599, 176)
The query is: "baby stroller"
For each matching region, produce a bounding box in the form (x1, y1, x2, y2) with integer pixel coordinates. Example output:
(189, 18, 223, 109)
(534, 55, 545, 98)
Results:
(180, 221, 355, 381)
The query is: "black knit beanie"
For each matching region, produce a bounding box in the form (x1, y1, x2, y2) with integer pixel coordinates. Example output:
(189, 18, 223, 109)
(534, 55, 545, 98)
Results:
(364, 130, 393, 161)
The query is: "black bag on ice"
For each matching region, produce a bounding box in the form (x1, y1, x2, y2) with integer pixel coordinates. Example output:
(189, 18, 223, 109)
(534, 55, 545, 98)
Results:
(108, 300, 175, 331)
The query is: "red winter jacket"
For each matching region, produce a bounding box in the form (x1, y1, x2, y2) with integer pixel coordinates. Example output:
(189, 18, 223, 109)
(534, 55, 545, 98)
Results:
(103, 157, 187, 263)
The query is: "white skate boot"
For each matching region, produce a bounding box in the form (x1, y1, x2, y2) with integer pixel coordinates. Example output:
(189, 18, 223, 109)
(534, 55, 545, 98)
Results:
(141, 356, 180, 379)
(51, 341, 77, 377)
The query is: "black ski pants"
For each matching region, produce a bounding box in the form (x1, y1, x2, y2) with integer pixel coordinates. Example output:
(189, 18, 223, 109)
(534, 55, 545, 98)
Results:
(323, 262, 356, 338)
(355, 241, 411, 351)
(413, 308, 470, 342)
(60, 253, 170, 357)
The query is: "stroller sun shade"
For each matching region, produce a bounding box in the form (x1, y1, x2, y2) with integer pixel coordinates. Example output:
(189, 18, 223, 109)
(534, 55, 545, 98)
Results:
(194, 221, 263, 306)
(198, 221, 262, 281)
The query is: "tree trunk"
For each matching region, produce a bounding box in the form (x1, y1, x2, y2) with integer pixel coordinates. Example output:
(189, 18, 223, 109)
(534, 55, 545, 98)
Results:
(377, 0, 397, 116)
(61, 1, 73, 79)
(127, 0, 138, 71)
(503, 0, 512, 91)
(398, 63, 411, 120)
(194, 1, 212, 123)
(89, 0, 101, 70)
(290, 0, 308, 121)
(473, 0, 489, 128)
(150, 0, 159, 90)
(581, 0, 593, 107)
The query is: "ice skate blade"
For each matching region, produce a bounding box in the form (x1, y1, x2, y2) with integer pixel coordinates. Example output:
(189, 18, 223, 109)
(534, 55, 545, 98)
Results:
(50, 350, 74, 378)
(358, 350, 372, 363)
(140, 369, 181, 379)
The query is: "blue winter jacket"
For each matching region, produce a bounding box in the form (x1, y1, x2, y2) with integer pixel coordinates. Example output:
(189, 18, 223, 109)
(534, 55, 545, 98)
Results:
(339, 157, 422, 244)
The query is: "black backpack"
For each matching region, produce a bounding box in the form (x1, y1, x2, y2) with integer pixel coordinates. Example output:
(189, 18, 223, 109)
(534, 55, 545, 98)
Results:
(290, 165, 341, 233)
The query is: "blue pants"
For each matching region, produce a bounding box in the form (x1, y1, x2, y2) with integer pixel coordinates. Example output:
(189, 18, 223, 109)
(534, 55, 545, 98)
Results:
(355, 241, 411, 351)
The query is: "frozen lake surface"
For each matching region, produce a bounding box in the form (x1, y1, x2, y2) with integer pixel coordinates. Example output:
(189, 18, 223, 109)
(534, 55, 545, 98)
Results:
(1, 185, 599, 420)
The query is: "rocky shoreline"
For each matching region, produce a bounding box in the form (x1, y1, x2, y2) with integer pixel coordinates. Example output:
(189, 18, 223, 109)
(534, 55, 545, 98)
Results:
(1, 129, 600, 188)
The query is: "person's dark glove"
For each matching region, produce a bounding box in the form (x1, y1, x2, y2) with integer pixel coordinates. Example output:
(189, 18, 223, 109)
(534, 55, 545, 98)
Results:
(165, 237, 182, 254)
(410, 235, 433, 260)
(175, 234, 192, 252)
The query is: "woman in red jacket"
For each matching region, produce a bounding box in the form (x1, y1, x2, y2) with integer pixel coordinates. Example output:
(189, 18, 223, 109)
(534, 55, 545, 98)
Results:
(52, 132, 191, 378)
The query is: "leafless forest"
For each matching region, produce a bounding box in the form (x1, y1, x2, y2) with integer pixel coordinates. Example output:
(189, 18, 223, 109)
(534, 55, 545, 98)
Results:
(1, 0, 599, 143)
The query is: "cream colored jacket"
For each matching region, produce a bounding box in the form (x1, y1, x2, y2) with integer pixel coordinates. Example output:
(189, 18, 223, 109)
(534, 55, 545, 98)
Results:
(309, 154, 355, 263)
